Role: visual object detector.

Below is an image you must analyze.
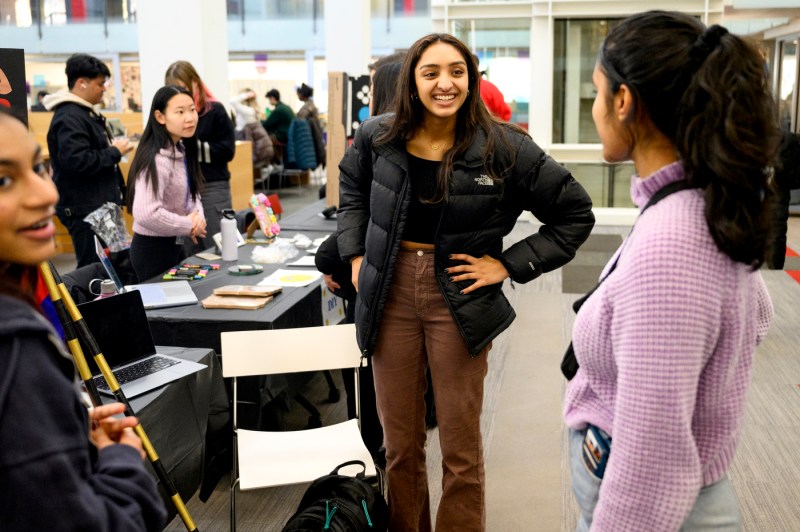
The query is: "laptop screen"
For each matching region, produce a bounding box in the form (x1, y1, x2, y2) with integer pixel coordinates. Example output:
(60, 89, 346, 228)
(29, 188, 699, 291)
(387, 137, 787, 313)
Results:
(94, 236, 124, 293)
(77, 289, 157, 375)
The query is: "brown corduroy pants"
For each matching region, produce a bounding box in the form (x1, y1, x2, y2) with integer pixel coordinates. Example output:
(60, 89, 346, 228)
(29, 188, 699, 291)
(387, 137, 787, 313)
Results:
(371, 248, 489, 532)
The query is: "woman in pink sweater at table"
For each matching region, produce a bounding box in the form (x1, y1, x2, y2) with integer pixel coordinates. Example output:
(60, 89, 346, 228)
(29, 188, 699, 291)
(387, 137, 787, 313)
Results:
(563, 11, 778, 531)
(127, 85, 206, 282)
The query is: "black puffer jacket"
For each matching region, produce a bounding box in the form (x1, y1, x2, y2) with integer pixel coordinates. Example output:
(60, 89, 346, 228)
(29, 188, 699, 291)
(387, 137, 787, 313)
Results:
(337, 117, 595, 357)
(46, 97, 125, 215)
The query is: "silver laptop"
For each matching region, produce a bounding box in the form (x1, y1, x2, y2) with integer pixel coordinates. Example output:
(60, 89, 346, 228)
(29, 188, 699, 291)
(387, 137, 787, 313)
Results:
(94, 236, 198, 309)
(78, 289, 206, 398)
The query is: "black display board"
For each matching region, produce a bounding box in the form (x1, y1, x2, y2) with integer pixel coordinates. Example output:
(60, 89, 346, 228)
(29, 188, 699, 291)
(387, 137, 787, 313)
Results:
(0, 48, 28, 125)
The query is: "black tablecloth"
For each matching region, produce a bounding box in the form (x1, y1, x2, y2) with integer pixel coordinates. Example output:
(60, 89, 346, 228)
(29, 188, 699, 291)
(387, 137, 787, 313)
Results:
(144, 231, 338, 433)
(110, 346, 228, 522)
(277, 198, 338, 232)
(146, 230, 332, 355)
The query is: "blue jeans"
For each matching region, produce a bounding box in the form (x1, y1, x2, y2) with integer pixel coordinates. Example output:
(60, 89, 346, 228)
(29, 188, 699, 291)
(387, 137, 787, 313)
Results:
(569, 428, 742, 531)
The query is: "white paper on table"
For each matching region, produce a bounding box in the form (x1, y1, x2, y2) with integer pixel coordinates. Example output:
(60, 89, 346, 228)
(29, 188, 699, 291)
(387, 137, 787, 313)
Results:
(258, 269, 323, 287)
(285, 255, 318, 267)
(306, 235, 331, 255)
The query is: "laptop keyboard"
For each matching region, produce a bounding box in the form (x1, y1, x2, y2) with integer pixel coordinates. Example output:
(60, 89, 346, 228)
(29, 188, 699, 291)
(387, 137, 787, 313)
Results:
(93, 355, 180, 391)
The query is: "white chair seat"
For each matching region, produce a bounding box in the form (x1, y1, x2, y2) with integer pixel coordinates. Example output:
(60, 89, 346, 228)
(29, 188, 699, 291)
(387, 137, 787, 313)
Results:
(223, 325, 380, 530)
(238, 418, 376, 490)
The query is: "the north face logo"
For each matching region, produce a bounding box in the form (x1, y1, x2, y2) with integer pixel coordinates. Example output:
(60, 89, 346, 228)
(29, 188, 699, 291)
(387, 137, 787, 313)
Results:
(475, 175, 493, 186)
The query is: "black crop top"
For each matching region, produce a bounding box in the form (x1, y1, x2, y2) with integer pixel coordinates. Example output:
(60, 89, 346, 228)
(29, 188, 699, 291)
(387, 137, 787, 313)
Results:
(402, 153, 444, 244)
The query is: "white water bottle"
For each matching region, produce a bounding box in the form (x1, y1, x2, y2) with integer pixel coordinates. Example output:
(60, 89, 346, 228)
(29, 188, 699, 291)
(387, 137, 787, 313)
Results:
(220, 209, 238, 261)
(94, 280, 117, 300)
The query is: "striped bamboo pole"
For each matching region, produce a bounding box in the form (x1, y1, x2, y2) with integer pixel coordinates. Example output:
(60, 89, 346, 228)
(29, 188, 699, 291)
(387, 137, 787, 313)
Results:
(40, 261, 198, 532)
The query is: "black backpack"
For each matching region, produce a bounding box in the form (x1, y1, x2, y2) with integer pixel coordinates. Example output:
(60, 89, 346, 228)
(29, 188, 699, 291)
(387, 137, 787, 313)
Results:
(282, 460, 388, 531)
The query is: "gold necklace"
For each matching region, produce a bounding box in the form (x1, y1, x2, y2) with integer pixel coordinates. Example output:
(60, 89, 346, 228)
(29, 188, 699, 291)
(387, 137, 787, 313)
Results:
(422, 128, 449, 151)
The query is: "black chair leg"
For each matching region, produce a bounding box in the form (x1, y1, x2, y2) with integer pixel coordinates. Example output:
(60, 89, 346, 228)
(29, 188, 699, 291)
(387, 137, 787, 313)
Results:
(323, 370, 340, 403)
(294, 394, 322, 428)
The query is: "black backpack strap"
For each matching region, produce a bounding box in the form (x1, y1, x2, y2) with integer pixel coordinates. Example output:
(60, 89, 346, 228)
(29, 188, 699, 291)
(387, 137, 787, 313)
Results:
(560, 179, 695, 380)
(330, 460, 367, 479)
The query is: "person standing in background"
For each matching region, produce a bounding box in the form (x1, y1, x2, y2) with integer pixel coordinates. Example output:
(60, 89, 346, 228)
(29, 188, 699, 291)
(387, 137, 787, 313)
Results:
(45, 53, 132, 267)
(165, 61, 235, 250)
(295, 83, 319, 123)
(563, 11, 777, 530)
(296, 83, 326, 169)
(127, 85, 206, 282)
(31, 90, 48, 112)
(473, 54, 511, 122)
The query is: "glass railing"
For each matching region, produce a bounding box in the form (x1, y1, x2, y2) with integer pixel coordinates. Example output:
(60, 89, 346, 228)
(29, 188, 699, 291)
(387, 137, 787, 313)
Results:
(560, 162, 635, 208)
(227, 0, 322, 21)
(2, 0, 137, 27)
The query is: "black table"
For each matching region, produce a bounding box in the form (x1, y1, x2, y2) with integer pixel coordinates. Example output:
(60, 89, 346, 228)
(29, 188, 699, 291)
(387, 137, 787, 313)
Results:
(113, 346, 228, 522)
(277, 198, 338, 232)
(144, 231, 339, 432)
(146, 230, 333, 355)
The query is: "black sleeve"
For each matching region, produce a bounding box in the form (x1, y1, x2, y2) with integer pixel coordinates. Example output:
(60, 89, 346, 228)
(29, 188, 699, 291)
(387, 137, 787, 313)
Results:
(52, 114, 121, 177)
(336, 122, 375, 262)
(198, 103, 236, 165)
(500, 135, 595, 283)
(315, 233, 342, 275)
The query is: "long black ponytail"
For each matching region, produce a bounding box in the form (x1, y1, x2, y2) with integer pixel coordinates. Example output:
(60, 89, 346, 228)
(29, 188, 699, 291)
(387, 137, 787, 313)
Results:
(600, 11, 779, 268)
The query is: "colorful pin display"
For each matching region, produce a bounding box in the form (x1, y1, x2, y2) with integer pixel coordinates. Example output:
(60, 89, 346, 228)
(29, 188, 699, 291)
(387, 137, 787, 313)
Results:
(250, 193, 281, 238)
(162, 263, 220, 280)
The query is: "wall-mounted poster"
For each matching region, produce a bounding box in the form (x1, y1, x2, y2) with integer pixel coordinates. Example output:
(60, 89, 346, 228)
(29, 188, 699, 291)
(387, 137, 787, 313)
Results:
(0, 48, 27, 125)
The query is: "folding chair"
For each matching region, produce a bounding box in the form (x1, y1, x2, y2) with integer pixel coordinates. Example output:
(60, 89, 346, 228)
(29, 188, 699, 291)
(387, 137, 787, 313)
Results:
(221, 324, 377, 531)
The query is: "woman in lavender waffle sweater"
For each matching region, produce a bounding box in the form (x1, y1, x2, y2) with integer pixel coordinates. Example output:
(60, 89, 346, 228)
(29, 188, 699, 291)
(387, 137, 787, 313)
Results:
(564, 11, 779, 531)
(127, 86, 206, 282)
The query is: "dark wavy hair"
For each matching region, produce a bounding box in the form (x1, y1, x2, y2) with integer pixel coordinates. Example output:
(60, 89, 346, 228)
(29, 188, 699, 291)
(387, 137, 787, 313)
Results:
(376, 33, 524, 203)
(372, 61, 403, 116)
(599, 11, 779, 268)
(126, 85, 203, 210)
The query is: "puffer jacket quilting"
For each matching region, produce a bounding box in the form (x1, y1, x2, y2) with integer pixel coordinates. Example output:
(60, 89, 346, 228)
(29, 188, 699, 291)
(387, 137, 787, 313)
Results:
(337, 116, 595, 357)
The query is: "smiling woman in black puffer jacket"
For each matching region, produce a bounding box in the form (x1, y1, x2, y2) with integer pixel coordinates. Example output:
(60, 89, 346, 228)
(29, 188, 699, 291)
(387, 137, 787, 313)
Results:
(336, 33, 594, 531)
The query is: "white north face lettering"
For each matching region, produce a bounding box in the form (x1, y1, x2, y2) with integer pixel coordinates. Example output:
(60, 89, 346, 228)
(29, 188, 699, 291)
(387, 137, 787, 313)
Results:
(475, 175, 493, 186)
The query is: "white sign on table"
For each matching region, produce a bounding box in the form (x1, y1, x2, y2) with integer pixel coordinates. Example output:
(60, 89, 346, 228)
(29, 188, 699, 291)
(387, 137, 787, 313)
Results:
(321, 285, 345, 326)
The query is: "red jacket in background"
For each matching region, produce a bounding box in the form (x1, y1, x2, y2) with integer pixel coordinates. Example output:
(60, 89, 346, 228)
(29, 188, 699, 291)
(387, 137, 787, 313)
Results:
(479, 78, 511, 122)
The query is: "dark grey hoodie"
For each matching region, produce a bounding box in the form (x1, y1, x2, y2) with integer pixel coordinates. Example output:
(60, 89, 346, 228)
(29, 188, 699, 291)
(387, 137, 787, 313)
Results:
(0, 294, 166, 530)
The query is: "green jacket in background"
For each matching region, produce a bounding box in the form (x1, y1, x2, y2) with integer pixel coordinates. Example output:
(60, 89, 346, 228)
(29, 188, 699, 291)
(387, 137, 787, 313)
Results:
(262, 101, 295, 144)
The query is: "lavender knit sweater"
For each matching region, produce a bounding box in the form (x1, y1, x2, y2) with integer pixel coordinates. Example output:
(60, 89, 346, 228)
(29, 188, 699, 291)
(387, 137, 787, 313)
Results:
(563, 161, 773, 531)
(132, 143, 203, 237)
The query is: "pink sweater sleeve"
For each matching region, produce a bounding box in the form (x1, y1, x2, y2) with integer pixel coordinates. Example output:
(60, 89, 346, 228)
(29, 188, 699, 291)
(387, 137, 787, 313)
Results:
(591, 230, 712, 529)
(131, 166, 194, 237)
